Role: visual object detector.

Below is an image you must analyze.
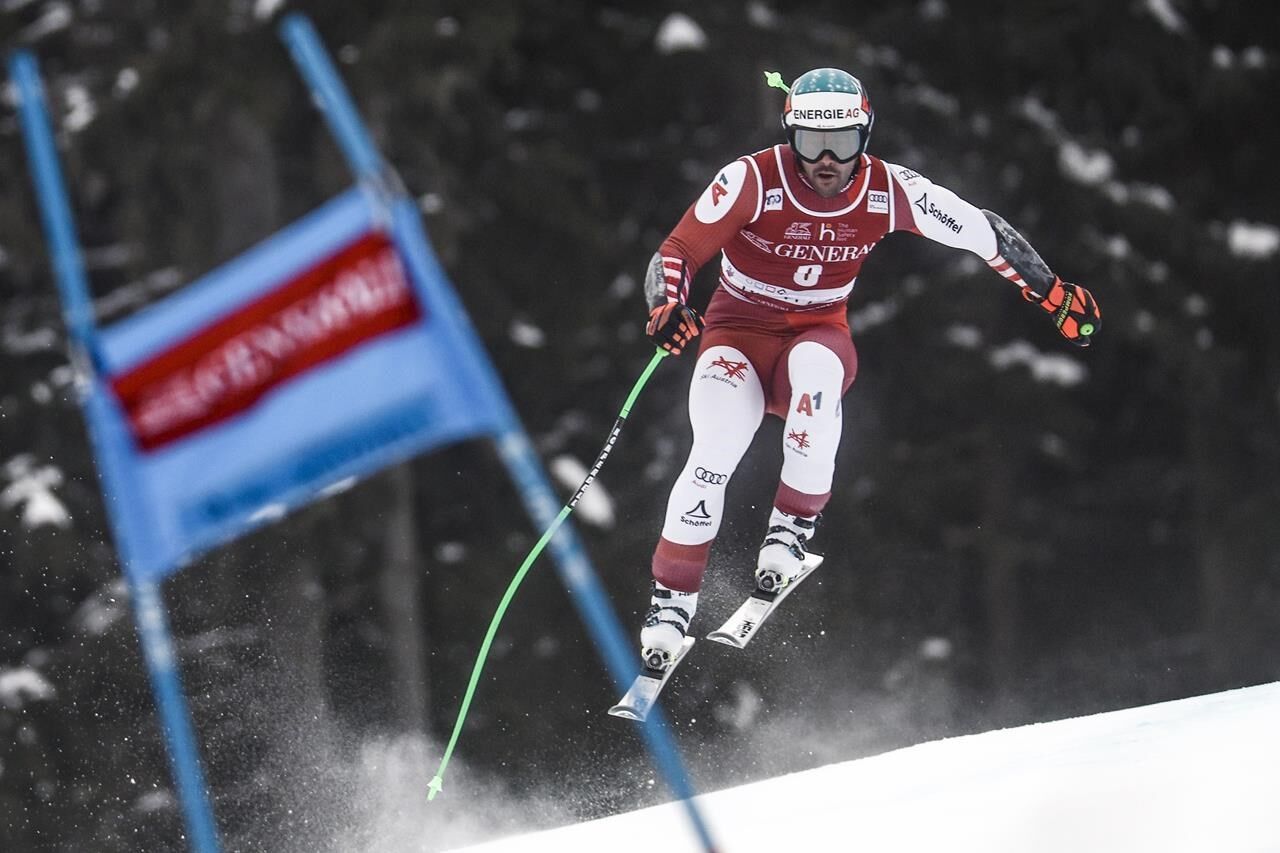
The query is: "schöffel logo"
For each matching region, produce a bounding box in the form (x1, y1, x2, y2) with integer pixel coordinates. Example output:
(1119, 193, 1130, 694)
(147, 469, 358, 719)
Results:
(681, 500, 713, 527)
(112, 231, 421, 452)
(913, 193, 963, 234)
(694, 467, 728, 485)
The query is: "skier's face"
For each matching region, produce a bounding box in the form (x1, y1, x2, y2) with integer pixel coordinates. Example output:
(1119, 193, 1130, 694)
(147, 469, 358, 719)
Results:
(799, 152, 856, 198)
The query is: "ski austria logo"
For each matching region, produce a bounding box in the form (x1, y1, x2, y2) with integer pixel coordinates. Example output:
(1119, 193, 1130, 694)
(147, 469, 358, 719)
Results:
(695, 160, 747, 224)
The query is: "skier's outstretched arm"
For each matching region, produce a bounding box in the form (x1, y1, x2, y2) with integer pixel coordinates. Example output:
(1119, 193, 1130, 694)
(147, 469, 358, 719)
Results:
(888, 163, 1101, 346)
(642, 158, 760, 355)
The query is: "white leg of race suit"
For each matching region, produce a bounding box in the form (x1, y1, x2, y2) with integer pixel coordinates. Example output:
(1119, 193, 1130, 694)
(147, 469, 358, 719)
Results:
(660, 345, 765, 550)
(778, 340, 844, 499)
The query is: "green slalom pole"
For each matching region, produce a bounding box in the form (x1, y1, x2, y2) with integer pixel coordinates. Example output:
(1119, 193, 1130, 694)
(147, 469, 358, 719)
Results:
(428, 348, 668, 801)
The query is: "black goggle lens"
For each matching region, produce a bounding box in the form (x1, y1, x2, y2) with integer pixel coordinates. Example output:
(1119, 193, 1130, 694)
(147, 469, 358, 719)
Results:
(789, 127, 865, 164)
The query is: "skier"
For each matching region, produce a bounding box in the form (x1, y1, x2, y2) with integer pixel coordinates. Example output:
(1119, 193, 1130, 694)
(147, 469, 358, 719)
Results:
(637, 67, 1101, 671)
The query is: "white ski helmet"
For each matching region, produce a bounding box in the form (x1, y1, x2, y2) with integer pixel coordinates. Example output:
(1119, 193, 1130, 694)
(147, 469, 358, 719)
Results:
(781, 67, 874, 164)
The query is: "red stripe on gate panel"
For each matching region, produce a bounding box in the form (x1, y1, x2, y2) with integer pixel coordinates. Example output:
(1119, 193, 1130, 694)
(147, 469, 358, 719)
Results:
(111, 230, 422, 453)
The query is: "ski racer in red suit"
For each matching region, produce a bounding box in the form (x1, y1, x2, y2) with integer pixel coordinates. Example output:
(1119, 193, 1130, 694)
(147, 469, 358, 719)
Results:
(637, 68, 1101, 670)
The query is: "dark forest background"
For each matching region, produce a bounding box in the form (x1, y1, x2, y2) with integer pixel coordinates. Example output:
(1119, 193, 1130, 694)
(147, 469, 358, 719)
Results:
(2, 1, 1279, 851)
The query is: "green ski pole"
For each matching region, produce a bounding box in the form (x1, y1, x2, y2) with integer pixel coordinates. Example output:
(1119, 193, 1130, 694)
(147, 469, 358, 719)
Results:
(428, 348, 668, 801)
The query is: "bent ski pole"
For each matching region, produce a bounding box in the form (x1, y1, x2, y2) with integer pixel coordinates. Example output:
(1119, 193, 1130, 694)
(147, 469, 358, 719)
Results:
(428, 348, 668, 801)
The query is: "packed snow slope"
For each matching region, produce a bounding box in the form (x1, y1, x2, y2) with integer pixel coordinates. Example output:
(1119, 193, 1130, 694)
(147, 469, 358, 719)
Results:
(446, 681, 1280, 853)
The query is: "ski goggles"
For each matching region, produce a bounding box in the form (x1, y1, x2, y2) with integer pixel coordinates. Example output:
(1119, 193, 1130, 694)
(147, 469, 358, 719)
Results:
(788, 126, 867, 164)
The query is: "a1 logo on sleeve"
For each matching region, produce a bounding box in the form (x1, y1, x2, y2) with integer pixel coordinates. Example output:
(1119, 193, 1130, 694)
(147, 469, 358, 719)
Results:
(695, 160, 748, 223)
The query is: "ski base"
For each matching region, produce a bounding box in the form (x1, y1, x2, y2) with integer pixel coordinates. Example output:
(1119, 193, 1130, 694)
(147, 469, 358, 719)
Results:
(607, 636, 696, 722)
(706, 553, 824, 649)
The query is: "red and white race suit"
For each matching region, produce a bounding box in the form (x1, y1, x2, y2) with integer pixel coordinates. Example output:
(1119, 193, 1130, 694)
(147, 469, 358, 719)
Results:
(651, 144, 1019, 592)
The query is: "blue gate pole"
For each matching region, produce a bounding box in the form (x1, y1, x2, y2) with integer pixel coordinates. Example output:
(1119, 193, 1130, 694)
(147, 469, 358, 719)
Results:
(278, 13, 718, 850)
(8, 50, 223, 853)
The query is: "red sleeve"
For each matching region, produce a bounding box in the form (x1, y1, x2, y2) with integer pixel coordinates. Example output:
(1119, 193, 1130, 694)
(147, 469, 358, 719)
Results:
(655, 158, 759, 302)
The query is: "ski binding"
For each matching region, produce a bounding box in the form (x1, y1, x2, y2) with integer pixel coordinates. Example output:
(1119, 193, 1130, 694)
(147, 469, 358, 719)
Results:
(607, 636, 695, 722)
(706, 553, 824, 649)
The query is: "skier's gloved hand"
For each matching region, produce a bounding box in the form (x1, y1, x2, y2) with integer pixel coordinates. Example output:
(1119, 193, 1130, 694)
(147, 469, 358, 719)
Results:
(646, 301, 704, 356)
(1022, 278, 1101, 347)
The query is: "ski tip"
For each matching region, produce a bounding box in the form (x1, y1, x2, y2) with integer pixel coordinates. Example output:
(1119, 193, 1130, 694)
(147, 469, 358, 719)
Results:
(706, 631, 747, 649)
(607, 705, 648, 722)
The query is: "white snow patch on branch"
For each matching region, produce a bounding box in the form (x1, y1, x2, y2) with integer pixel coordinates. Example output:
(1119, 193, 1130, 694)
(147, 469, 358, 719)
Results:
(1, 456, 71, 529)
(549, 456, 615, 528)
(509, 319, 546, 348)
(988, 340, 1088, 386)
(655, 13, 707, 54)
(114, 67, 140, 97)
(2, 325, 58, 355)
(746, 1, 779, 28)
(945, 324, 984, 349)
(906, 84, 959, 116)
(0, 668, 56, 710)
(253, 0, 286, 20)
(63, 83, 96, 133)
(1058, 141, 1114, 186)
(1143, 0, 1187, 33)
(848, 299, 899, 334)
(1016, 96, 1060, 134)
(21, 1, 71, 42)
(1226, 221, 1280, 259)
(71, 580, 130, 637)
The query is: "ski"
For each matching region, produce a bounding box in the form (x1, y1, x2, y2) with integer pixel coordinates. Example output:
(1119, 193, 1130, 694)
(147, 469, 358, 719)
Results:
(706, 553, 824, 649)
(607, 636, 696, 722)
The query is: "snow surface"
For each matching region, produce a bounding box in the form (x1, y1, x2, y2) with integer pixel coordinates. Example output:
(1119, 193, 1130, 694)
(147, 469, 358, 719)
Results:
(444, 681, 1280, 853)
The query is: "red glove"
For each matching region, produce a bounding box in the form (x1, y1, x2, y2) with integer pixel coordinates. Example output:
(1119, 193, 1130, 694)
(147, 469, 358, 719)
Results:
(646, 302, 704, 356)
(1022, 278, 1101, 347)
